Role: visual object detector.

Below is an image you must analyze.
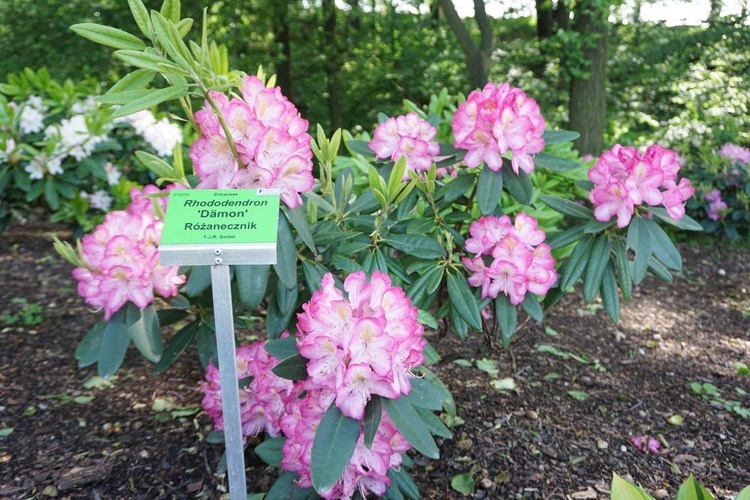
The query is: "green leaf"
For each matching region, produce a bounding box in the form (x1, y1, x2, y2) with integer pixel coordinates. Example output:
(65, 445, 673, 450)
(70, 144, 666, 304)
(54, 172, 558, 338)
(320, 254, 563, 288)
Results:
(647, 256, 673, 282)
(266, 472, 317, 500)
(406, 378, 446, 411)
(521, 293, 543, 322)
(649, 206, 703, 231)
(153, 319, 199, 375)
(388, 156, 408, 201)
(547, 224, 586, 250)
(150, 12, 193, 71)
(446, 272, 482, 330)
(583, 235, 611, 303)
(183, 266, 211, 297)
(274, 214, 297, 289)
(414, 406, 452, 438)
(363, 396, 382, 449)
(235, 264, 270, 311)
(567, 390, 589, 401)
(477, 165, 504, 216)
(255, 437, 286, 468)
(302, 260, 329, 294)
(384, 233, 445, 259)
(451, 473, 475, 495)
(113, 50, 181, 74)
(70, 23, 147, 50)
(128, 0, 153, 39)
(311, 404, 361, 493)
(675, 474, 714, 500)
(267, 281, 298, 339)
(495, 294, 518, 348)
(97, 308, 130, 379)
(160, 0, 181, 23)
(436, 172, 474, 204)
(195, 320, 217, 369)
(627, 217, 652, 285)
(735, 485, 750, 500)
(107, 69, 156, 94)
(502, 166, 533, 205)
(386, 469, 420, 500)
(644, 218, 681, 270)
(558, 236, 594, 291)
(406, 266, 443, 309)
(111, 85, 190, 119)
(272, 353, 308, 381)
(610, 472, 654, 500)
(614, 238, 633, 300)
(345, 139, 375, 157)
(0, 428, 13, 437)
(283, 205, 316, 254)
(541, 130, 580, 144)
(419, 367, 456, 416)
(383, 396, 439, 459)
(125, 303, 162, 363)
(134, 150, 176, 180)
(75, 321, 106, 368)
(600, 263, 620, 322)
(533, 152, 581, 171)
(264, 335, 299, 361)
(539, 195, 593, 220)
(44, 179, 60, 210)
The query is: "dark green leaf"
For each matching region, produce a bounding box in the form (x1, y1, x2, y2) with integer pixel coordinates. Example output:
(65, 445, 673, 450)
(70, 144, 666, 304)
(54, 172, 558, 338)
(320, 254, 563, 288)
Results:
(266, 472, 317, 500)
(533, 152, 581, 171)
(125, 303, 162, 362)
(406, 378, 445, 411)
(111, 85, 190, 119)
(255, 437, 286, 468)
(541, 130, 580, 144)
(195, 320, 217, 369)
(539, 195, 593, 220)
(44, 179, 59, 210)
(345, 139, 375, 157)
(386, 469, 420, 500)
(436, 172, 475, 204)
(644, 218, 681, 270)
(111, 50, 177, 74)
(583, 235, 611, 303)
(583, 218, 614, 234)
(235, 264, 270, 311)
(627, 217, 652, 285)
(153, 319, 199, 375)
(521, 293, 543, 322)
(415, 406, 452, 439)
(558, 236, 594, 291)
(272, 353, 308, 381)
(405, 266, 443, 309)
(649, 206, 703, 231)
(477, 165, 503, 216)
(97, 308, 130, 379)
(265, 335, 299, 361)
(502, 166, 533, 205)
(383, 396, 439, 458)
(614, 238, 632, 300)
(75, 321, 106, 368)
(495, 294, 517, 348)
(364, 396, 382, 449)
(283, 205, 316, 254)
(600, 263, 620, 322)
(311, 404, 361, 492)
(446, 272, 482, 330)
(647, 256, 673, 282)
(274, 214, 297, 289)
(384, 233, 445, 259)
(183, 266, 211, 297)
(547, 224, 586, 250)
(107, 69, 156, 94)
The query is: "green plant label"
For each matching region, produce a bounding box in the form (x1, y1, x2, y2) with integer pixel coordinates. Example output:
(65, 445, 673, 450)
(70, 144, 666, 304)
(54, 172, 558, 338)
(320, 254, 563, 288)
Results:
(161, 189, 280, 245)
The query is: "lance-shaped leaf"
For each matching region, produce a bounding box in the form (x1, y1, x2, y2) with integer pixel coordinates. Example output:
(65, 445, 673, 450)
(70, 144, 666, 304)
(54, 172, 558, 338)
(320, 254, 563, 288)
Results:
(385, 468, 420, 500)
(363, 396, 382, 449)
(446, 271, 482, 330)
(502, 166, 533, 205)
(610, 473, 654, 500)
(600, 263, 620, 323)
(540, 194, 593, 220)
(405, 378, 445, 411)
(558, 236, 594, 291)
(435, 172, 474, 204)
(272, 353, 308, 381)
(383, 396, 439, 459)
(107, 69, 156, 94)
(614, 238, 633, 300)
(75, 321, 106, 368)
(266, 472, 318, 500)
(477, 165, 504, 216)
(644, 218, 682, 270)
(533, 152, 581, 171)
(311, 404, 361, 493)
(97, 308, 130, 379)
(265, 335, 299, 361)
(541, 130, 580, 144)
(649, 206, 703, 231)
(113, 49, 178, 74)
(125, 303, 162, 363)
(111, 85, 190, 119)
(547, 224, 586, 250)
(255, 437, 286, 468)
(70, 23, 147, 50)
(627, 217, 652, 285)
(583, 235, 611, 303)
(283, 205, 316, 254)
(384, 233, 445, 259)
(235, 264, 270, 311)
(521, 293, 543, 322)
(415, 406, 452, 439)
(128, 0, 153, 39)
(274, 214, 297, 289)
(675, 474, 714, 500)
(153, 319, 199, 375)
(495, 294, 518, 348)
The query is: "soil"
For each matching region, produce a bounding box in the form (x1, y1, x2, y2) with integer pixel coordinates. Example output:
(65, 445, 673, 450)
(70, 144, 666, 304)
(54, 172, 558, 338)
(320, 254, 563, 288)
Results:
(1, 219, 749, 500)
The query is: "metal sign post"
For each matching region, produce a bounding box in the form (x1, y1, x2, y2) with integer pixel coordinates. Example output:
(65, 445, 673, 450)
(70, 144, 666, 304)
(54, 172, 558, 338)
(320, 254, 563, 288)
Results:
(159, 188, 280, 499)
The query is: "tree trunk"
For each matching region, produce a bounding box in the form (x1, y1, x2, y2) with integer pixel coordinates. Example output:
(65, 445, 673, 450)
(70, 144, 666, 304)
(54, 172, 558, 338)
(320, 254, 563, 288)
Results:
(322, 0, 342, 130)
(270, 1, 293, 101)
(438, 0, 494, 89)
(568, 0, 608, 156)
(536, 0, 554, 40)
(554, 0, 570, 31)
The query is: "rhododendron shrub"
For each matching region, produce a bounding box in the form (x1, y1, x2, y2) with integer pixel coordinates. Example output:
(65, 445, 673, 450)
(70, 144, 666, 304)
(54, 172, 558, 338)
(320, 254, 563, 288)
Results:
(64, 2, 704, 498)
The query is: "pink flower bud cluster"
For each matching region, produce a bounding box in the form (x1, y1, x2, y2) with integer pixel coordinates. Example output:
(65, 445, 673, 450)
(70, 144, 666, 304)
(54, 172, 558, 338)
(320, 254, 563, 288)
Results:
(368, 112, 440, 179)
(451, 82, 545, 174)
(295, 271, 426, 421)
(462, 213, 556, 305)
(705, 189, 727, 221)
(588, 145, 694, 228)
(280, 387, 411, 499)
(189, 75, 314, 208)
(200, 340, 295, 439)
(719, 142, 750, 164)
(72, 185, 186, 320)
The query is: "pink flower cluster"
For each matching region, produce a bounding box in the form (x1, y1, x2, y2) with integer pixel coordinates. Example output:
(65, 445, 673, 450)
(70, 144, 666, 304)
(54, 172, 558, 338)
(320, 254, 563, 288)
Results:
(588, 144, 694, 228)
(368, 112, 440, 179)
(705, 189, 727, 221)
(280, 387, 411, 499)
(189, 75, 314, 208)
(72, 185, 186, 320)
(462, 213, 556, 305)
(720, 142, 750, 164)
(295, 271, 426, 420)
(201, 340, 295, 438)
(452, 82, 545, 174)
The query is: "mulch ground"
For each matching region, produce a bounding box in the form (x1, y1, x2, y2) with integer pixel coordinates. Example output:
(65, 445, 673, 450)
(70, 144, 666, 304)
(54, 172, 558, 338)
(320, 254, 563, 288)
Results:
(1, 220, 748, 499)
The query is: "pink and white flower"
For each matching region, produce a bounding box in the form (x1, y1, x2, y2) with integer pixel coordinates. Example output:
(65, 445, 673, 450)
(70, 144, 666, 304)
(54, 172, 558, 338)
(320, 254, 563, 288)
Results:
(368, 112, 440, 179)
(452, 82, 545, 174)
(588, 144, 694, 227)
(719, 143, 750, 164)
(462, 213, 556, 304)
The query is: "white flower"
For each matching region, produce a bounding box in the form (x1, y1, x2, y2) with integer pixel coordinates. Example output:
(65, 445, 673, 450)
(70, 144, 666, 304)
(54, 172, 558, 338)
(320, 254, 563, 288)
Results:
(123, 110, 156, 135)
(82, 189, 113, 211)
(20, 106, 46, 134)
(25, 153, 62, 179)
(143, 118, 182, 157)
(59, 115, 107, 161)
(71, 96, 97, 114)
(103, 162, 121, 186)
(25, 159, 45, 179)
